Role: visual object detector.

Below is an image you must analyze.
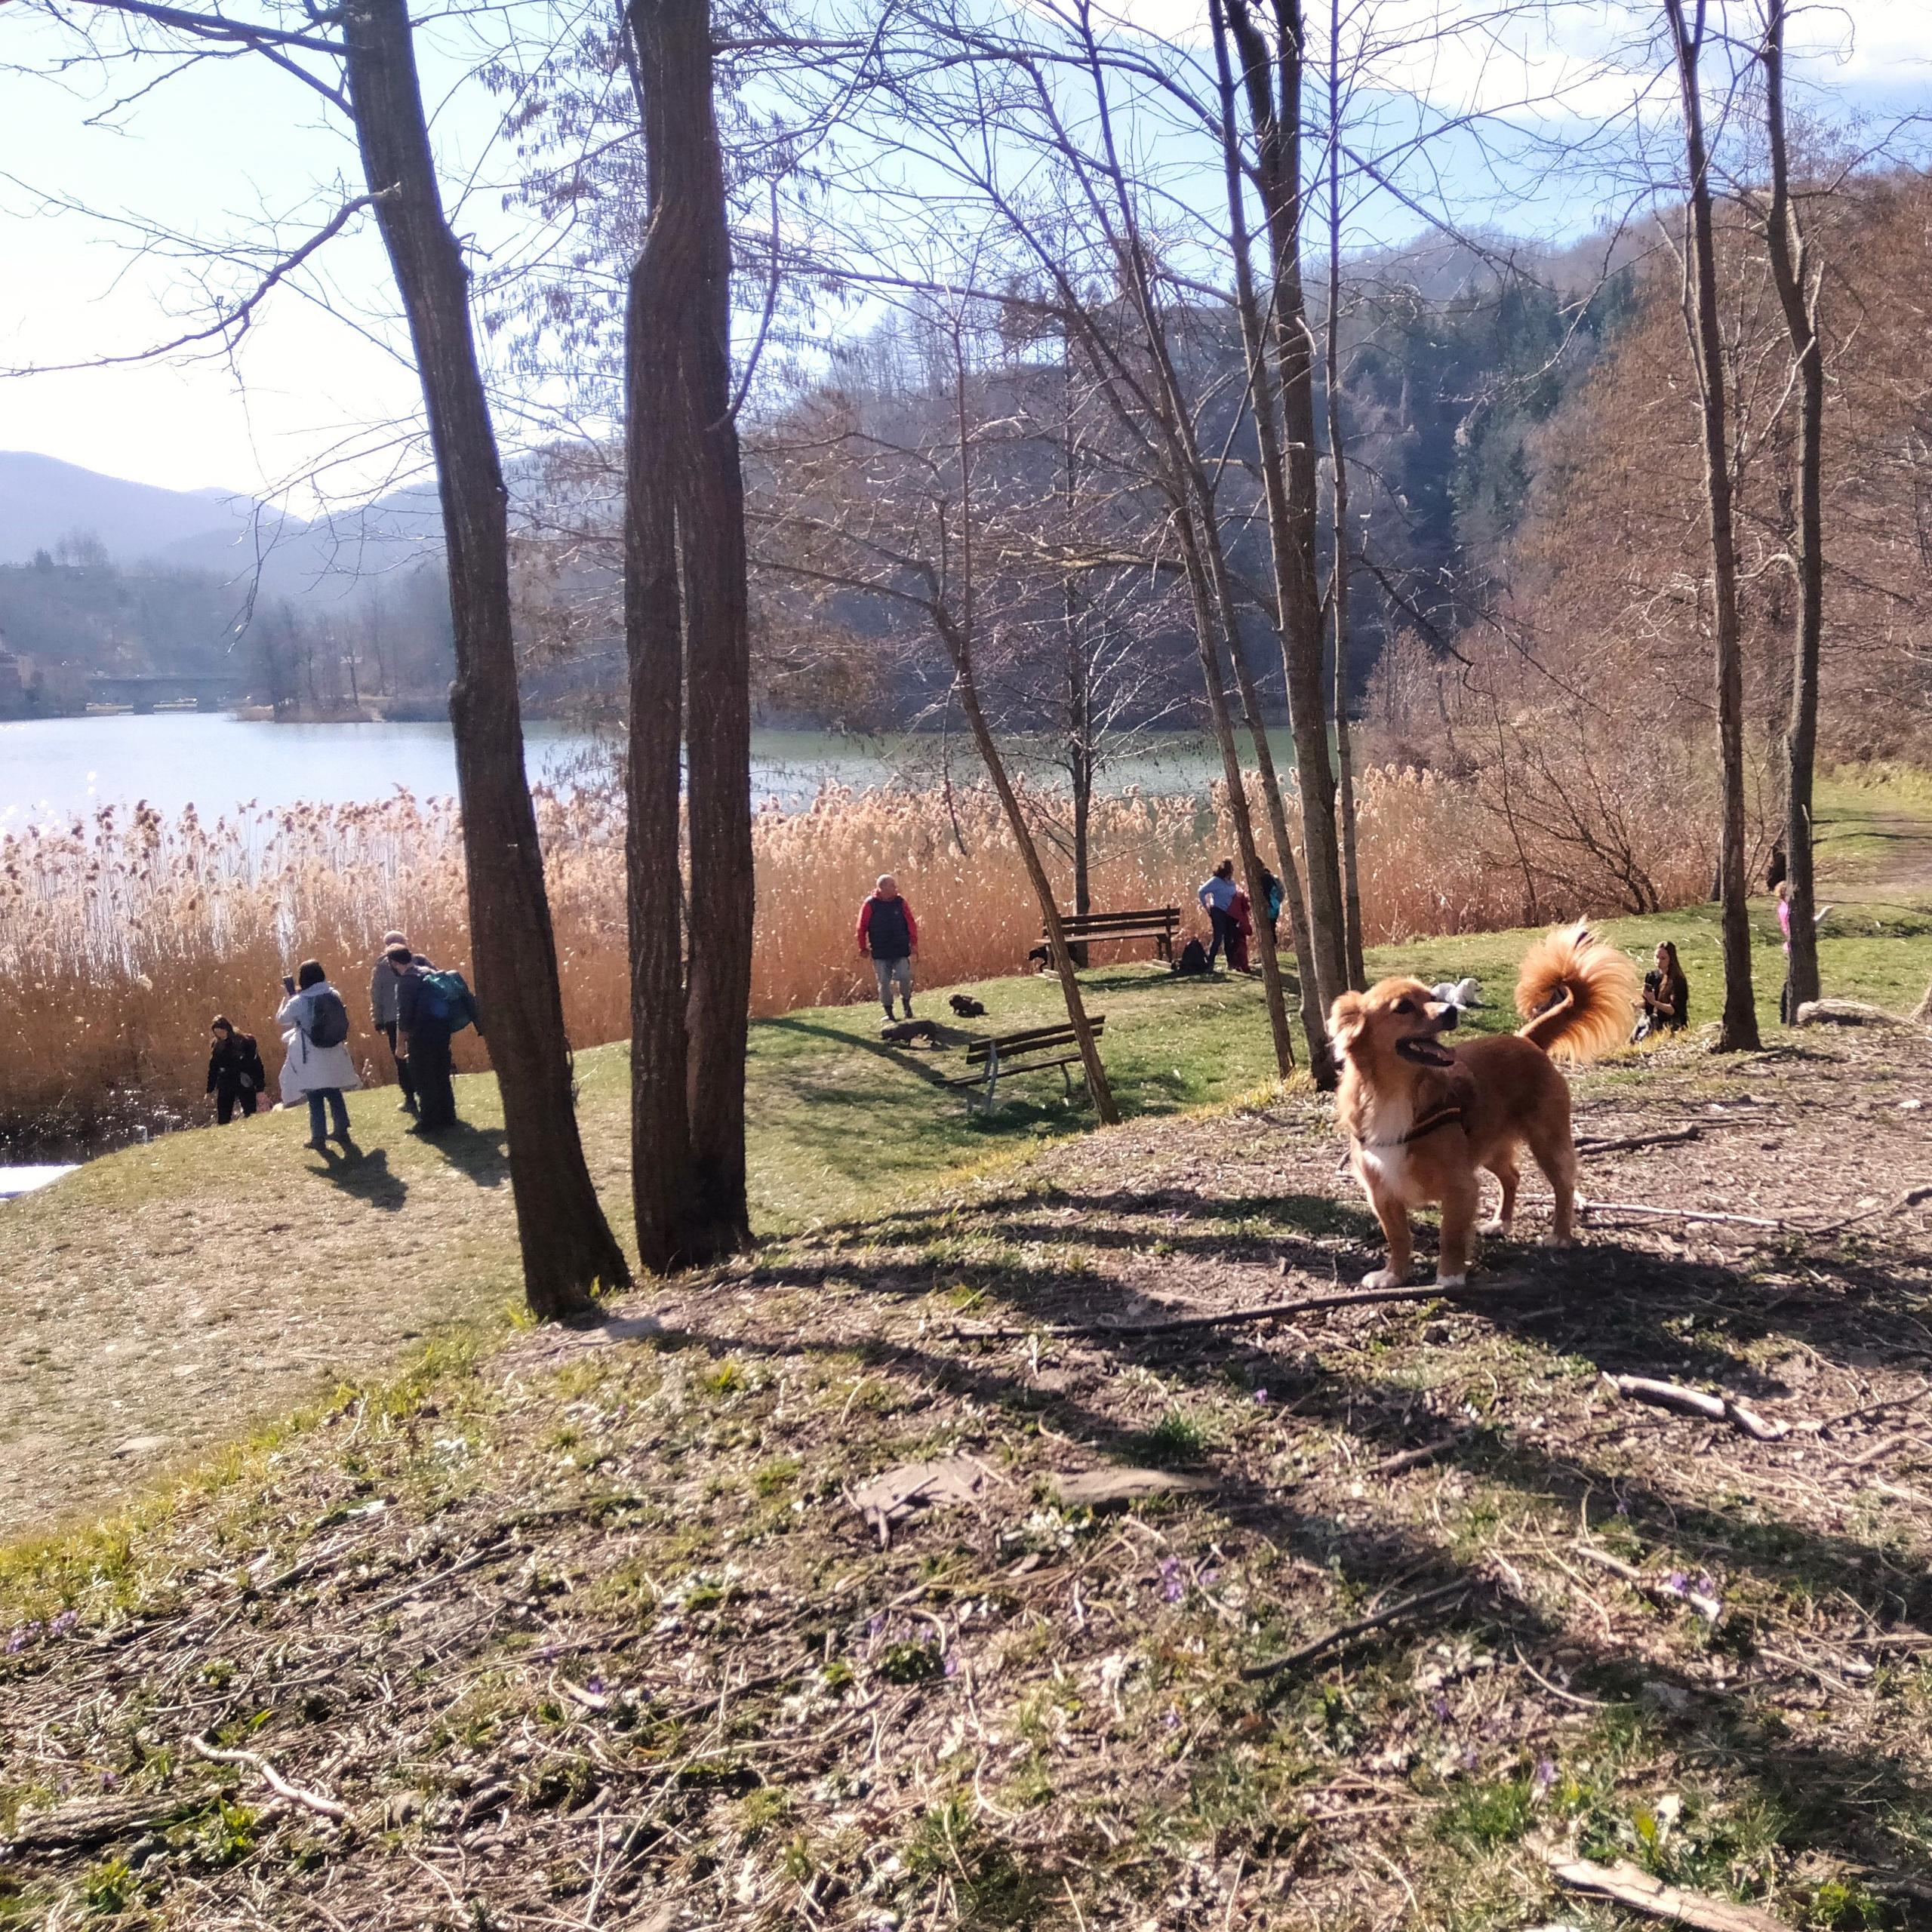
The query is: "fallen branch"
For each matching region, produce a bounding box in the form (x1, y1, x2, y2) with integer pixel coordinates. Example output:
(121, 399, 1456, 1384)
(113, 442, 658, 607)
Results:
(1804, 1183, 1932, 1237)
(1531, 1838, 1786, 1932)
(951, 1278, 1541, 1343)
(1580, 1201, 1788, 1231)
(1241, 1580, 1469, 1681)
(1571, 1542, 1723, 1622)
(1806, 1382, 1932, 1438)
(1574, 1126, 1703, 1156)
(1371, 1434, 1470, 1477)
(1607, 1375, 1789, 1442)
(189, 1736, 348, 1821)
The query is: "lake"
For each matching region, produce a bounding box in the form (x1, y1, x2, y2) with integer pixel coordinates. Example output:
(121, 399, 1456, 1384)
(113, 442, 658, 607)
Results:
(0, 714, 1262, 825)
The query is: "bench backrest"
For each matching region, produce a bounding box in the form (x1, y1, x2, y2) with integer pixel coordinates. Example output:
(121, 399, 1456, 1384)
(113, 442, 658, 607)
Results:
(1051, 907, 1178, 936)
(964, 1014, 1106, 1064)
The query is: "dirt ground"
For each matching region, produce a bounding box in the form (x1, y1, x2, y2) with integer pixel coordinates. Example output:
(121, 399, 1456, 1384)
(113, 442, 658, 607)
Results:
(4, 1014, 1932, 1927)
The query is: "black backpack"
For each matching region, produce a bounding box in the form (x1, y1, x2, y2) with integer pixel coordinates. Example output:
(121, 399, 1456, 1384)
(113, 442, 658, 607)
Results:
(1175, 937, 1211, 976)
(305, 987, 350, 1049)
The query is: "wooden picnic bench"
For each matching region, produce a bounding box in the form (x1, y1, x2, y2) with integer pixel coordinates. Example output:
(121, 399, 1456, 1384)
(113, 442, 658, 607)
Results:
(942, 1017, 1107, 1115)
(1043, 906, 1180, 963)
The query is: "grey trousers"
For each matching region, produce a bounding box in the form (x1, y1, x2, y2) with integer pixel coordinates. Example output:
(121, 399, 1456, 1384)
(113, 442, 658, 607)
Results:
(873, 955, 913, 1014)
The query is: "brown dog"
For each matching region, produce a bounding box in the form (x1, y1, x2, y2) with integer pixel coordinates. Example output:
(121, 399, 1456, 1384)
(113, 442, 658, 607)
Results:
(1329, 924, 1640, 1288)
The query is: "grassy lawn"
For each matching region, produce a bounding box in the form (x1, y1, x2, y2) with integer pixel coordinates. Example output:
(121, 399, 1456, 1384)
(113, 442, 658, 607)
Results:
(0, 768, 1926, 1539)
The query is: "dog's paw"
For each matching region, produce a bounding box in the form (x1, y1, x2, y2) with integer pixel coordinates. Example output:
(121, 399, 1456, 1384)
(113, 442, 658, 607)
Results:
(1540, 1232, 1574, 1250)
(1433, 1272, 1469, 1290)
(1477, 1217, 1511, 1238)
(1361, 1267, 1407, 1290)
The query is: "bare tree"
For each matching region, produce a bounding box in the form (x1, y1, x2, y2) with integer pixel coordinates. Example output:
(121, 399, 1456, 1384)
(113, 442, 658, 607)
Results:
(21, 0, 632, 1315)
(1663, 0, 1760, 1050)
(1754, 0, 1823, 1020)
(622, 0, 757, 1268)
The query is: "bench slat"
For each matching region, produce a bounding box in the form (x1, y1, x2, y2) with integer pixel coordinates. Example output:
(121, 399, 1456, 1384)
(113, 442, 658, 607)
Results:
(963, 1016, 1106, 1062)
(940, 1054, 1085, 1087)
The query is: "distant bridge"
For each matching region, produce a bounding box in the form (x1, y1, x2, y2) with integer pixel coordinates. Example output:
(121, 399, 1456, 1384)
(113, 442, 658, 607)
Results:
(89, 673, 248, 715)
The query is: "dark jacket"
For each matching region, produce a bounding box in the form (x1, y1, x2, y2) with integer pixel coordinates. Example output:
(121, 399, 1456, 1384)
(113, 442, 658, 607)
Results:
(857, 893, 915, 961)
(206, 1031, 266, 1096)
(1643, 969, 1688, 1029)
(398, 964, 479, 1039)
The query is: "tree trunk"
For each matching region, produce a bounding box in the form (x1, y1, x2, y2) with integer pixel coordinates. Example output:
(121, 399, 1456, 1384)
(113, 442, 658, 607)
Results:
(342, 0, 629, 1318)
(949, 336, 1114, 1122)
(1665, 0, 1760, 1051)
(624, 0, 754, 1266)
(1221, 0, 1350, 1012)
(1065, 339, 1092, 964)
(1760, 0, 1823, 1019)
(1325, 7, 1367, 994)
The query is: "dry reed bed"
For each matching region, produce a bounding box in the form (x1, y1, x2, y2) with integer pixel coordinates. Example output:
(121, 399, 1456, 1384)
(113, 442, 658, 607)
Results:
(0, 768, 1708, 1146)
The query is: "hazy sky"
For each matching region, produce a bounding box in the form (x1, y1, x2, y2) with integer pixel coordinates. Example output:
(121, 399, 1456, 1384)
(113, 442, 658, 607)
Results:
(2, 0, 1925, 511)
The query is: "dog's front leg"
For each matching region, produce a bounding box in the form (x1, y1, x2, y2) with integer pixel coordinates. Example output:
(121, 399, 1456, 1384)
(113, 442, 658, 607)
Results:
(1361, 1183, 1414, 1289)
(1436, 1174, 1481, 1288)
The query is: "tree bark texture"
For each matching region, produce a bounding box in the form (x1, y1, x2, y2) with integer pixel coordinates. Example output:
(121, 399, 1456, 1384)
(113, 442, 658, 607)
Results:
(1760, 0, 1823, 1017)
(625, 0, 755, 1266)
(1221, 0, 1350, 1012)
(1665, 0, 1760, 1051)
(1325, 0, 1367, 993)
(342, 0, 630, 1318)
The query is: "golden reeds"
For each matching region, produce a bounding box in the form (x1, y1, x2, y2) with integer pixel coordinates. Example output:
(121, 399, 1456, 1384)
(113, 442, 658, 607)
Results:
(0, 765, 1710, 1146)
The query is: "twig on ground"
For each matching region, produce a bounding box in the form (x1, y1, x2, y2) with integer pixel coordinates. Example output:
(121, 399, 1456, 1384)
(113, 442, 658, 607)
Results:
(1574, 1126, 1703, 1156)
(1580, 1201, 1789, 1230)
(1804, 1183, 1932, 1235)
(1839, 1432, 1918, 1470)
(1371, 1434, 1471, 1477)
(1571, 1542, 1723, 1622)
(1607, 1375, 1790, 1441)
(952, 1278, 1541, 1343)
(1241, 1580, 1469, 1681)
(1806, 1382, 1932, 1437)
(1530, 1838, 1786, 1931)
(188, 1735, 348, 1820)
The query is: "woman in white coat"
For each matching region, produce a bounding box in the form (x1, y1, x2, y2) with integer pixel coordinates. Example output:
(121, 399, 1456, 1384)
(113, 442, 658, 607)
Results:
(276, 958, 361, 1150)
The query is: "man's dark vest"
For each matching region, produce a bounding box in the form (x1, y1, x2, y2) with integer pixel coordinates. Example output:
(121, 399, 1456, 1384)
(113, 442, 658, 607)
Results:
(868, 896, 912, 959)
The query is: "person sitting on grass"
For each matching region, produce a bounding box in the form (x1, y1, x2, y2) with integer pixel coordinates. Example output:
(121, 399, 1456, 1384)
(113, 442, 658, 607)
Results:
(1632, 940, 1689, 1041)
(857, 874, 918, 1027)
(205, 1015, 266, 1124)
(1197, 857, 1239, 971)
(276, 959, 359, 1152)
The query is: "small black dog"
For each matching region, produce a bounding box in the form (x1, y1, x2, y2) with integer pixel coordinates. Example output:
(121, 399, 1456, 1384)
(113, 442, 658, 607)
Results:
(880, 1017, 943, 1046)
(1026, 945, 1051, 973)
(949, 993, 987, 1017)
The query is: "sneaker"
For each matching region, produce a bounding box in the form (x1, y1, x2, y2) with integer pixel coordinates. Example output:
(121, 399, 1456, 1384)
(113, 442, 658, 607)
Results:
(396, 1100, 417, 1114)
(303, 1139, 328, 1152)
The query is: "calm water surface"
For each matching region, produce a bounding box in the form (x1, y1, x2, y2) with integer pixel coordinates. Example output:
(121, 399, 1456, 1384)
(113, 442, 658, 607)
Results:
(0, 713, 1256, 826)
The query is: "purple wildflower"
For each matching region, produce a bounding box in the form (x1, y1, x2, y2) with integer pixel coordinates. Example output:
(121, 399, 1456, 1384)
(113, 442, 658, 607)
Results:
(866, 1612, 885, 1638)
(1533, 1758, 1558, 1793)
(1696, 1574, 1716, 1598)
(1666, 1571, 1688, 1596)
(50, 1611, 78, 1638)
(943, 1655, 960, 1678)
(586, 1674, 605, 1695)
(1200, 1567, 1220, 1588)
(1253, 1388, 1271, 1406)
(1432, 1697, 1451, 1722)
(1158, 1558, 1184, 1604)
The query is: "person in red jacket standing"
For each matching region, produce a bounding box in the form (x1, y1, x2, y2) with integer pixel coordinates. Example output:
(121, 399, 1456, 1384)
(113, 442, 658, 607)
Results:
(857, 874, 919, 1025)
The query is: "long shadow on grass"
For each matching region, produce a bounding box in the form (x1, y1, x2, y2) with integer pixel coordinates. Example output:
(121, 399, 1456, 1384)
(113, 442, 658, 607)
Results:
(419, 1121, 509, 1187)
(319, 1145, 406, 1212)
(648, 1281, 1932, 1890)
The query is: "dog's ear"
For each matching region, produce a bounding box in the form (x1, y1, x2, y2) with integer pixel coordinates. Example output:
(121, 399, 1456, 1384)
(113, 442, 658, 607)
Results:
(1328, 990, 1367, 1051)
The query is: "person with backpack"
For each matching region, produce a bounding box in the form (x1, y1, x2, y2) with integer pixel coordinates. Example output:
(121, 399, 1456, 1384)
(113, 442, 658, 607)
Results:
(396, 949, 479, 1133)
(275, 958, 360, 1151)
(205, 1014, 266, 1124)
(370, 928, 427, 1115)
(856, 874, 918, 1026)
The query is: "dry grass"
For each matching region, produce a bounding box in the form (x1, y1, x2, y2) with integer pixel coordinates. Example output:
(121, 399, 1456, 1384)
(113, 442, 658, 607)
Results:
(0, 766, 1709, 1146)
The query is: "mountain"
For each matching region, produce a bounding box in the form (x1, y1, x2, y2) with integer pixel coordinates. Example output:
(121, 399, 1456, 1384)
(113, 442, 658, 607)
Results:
(0, 451, 448, 608)
(0, 451, 288, 567)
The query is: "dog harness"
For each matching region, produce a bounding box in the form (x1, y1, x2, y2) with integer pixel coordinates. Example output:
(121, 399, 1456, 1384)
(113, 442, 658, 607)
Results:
(1353, 1102, 1466, 1150)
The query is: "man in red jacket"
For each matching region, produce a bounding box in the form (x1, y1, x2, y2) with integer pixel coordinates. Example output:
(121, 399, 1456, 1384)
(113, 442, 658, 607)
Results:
(857, 874, 918, 1024)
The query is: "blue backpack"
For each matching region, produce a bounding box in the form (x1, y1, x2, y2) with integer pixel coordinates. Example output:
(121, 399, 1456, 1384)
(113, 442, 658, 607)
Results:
(417, 968, 477, 1032)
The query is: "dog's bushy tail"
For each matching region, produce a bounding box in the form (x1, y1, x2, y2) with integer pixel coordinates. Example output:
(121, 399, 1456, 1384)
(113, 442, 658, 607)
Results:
(1515, 922, 1641, 1063)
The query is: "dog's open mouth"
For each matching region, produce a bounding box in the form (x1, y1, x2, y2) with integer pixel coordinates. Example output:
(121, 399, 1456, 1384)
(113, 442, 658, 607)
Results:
(1395, 1034, 1457, 1068)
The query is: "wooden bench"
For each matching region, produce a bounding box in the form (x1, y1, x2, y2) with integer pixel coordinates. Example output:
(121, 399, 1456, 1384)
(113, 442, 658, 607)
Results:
(1043, 907, 1180, 963)
(943, 1017, 1107, 1115)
